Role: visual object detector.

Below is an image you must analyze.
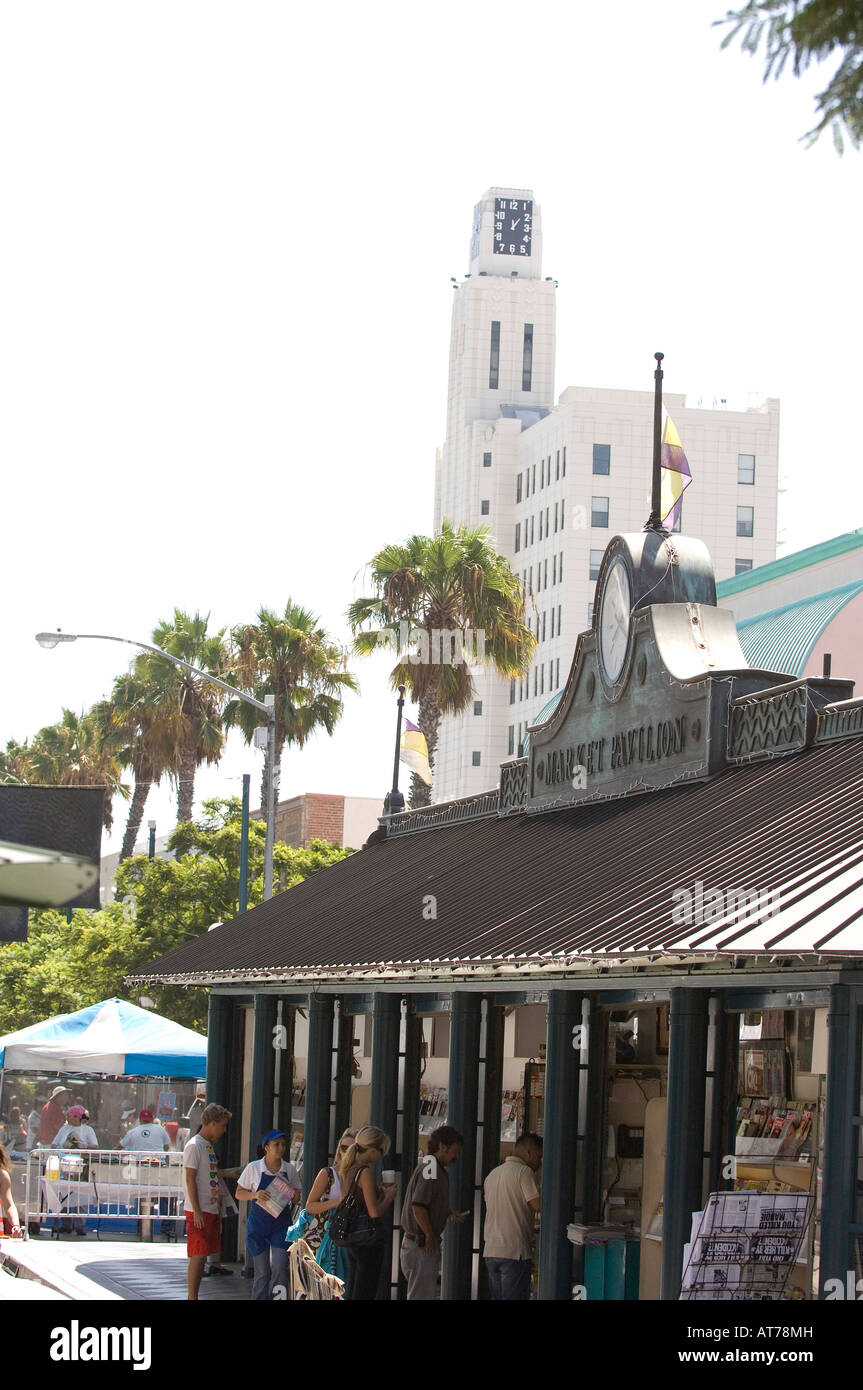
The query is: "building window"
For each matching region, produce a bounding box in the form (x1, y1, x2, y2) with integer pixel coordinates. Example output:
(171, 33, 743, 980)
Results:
(552, 554, 557, 585)
(560, 499, 564, 528)
(735, 558, 753, 575)
(509, 679, 516, 705)
(671, 505, 682, 533)
(542, 611, 546, 641)
(472, 751, 481, 767)
(556, 449, 560, 481)
(737, 505, 754, 537)
(489, 321, 500, 389)
(529, 565, 533, 592)
(546, 506, 549, 534)
(550, 608, 555, 639)
(554, 502, 559, 533)
(592, 496, 609, 528)
(530, 515, 535, 544)
(474, 700, 483, 715)
(593, 443, 611, 475)
(556, 657, 560, 687)
(534, 668, 538, 696)
(540, 457, 545, 489)
(514, 522, 521, 553)
(483, 451, 492, 468)
(544, 558, 548, 588)
(481, 499, 490, 515)
(549, 660, 554, 690)
(516, 472, 522, 503)
(532, 464, 536, 492)
(508, 725, 515, 756)
(557, 603, 561, 632)
(540, 664, 545, 694)
(539, 510, 543, 541)
(589, 548, 604, 581)
(738, 453, 755, 485)
(522, 323, 533, 392)
(562, 447, 566, 477)
(559, 551, 563, 582)
(588, 601, 595, 624)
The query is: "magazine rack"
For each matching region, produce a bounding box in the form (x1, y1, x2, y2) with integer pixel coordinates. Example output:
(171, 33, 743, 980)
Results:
(679, 1190, 813, 1300)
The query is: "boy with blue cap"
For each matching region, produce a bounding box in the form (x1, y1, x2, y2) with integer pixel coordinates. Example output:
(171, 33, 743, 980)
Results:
(236, 1129, 301, 1299)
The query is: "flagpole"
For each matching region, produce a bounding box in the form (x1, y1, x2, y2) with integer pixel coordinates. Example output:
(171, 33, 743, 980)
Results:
(384, 684, 407, 816)
(645, 350, 666, 533)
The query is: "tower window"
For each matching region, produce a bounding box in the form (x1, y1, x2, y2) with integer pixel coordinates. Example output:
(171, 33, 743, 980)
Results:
(550, 608, 555, 639)
(516, 472, 523, 503)
(592, 496, 609, 528)
(544, 558, 548, 588)
(588, 602, 595, 624)
(552, 554, 557, 585)
(514, 522, 521, 553)
(737, 506, 754, 537)
(589, 548, 604, 580)
(522, 323, 533, 392)
(542, 611, 546, 641)
(735, 558, 753, 575)
(593, 443, 611, 475)
(532, 464, 536, 492)
(474, 700, 483, 716)
(530, 516, 535, 545)
(556, 657, 560, 687)
(489, 321, 500, 390)
(559, 551, 563, 581)
(472, 751, 481, 767)
(738, 453, 756, 485)
(554, 502, 558, 532)
(508, 725, 515, 756)
(483, 451, 492, 468)
(539, 511, 543, 541)
(481, 499, 490, 515)
(556, 450, 560, 481)
(562, 447, 566, 477)
(509, 679, 516, 705)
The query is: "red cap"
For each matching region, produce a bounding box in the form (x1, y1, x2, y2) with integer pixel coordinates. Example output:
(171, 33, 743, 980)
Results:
(139, 1109, 154, 1123)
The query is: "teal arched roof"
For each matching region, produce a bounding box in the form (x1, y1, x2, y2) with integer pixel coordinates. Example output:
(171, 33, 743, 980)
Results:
(736, 580, 863, 677)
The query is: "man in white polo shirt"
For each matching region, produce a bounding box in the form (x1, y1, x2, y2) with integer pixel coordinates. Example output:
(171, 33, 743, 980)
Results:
(120, 1109, 171, 1152)
(482, 1133, 542, 1300)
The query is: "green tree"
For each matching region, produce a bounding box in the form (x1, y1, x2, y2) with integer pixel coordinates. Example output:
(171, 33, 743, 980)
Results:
(94, 671, 177, 862)
(224, 602, 358, 813)
(717, 0, 863, 148)
(0, 799, 352, 1034)
(22, 708, 129, 830)
(138, 610, 229, 826)
(348, 521, 535, 808)
(0, 739, 31, 784)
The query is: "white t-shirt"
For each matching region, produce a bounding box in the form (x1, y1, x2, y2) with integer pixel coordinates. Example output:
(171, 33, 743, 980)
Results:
(237, 1157, 301, 1194)
(183, 1133, 222, 1214)
(52, 1124, 99, 1149)
(483, 1157, 540, 1261)
(120, 1123, 170, 1152)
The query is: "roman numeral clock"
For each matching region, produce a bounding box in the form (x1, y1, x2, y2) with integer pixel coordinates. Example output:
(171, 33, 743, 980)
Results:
(494, 197, 532, 257)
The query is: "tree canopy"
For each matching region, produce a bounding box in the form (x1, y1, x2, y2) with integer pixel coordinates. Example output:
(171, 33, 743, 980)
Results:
(717, 0, 863, 149)
(0, 799, 351, 1036)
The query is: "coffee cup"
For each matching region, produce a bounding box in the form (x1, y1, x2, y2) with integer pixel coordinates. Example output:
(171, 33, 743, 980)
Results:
(382, 1169, 396, 1186)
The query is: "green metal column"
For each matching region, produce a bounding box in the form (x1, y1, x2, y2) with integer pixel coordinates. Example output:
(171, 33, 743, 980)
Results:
(442, 992, 481, 1301)
(304, 995, 334, 1200)
(580, 996, 604, 1224)
(819, 983, 859, 1292)
(370, 992, 401, 1299)
(538, 990, 582, 1301)
(661, 988, 709, 1300)
(333, 997, 355, 1146)
(248, 994, 278, 1160)
(275, 1000, 295, 1140)
(206, 992, 234, 1115)
(708, 998, 735, 1194)
(478, 998, 505, 1299)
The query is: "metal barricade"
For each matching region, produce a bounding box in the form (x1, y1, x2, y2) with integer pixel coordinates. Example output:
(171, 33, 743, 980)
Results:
(24, 1148, 186, 1238)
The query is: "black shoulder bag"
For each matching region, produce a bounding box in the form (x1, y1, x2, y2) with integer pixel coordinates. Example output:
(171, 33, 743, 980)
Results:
(329, 1167, 383, 1247)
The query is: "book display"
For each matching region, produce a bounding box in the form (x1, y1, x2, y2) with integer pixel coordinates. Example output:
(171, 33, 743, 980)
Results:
(418, 1084, 448, 1135)
(680, 1191, 812, 1300)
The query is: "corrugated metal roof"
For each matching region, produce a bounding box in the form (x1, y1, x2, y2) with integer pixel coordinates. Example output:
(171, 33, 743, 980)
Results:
(736, 581, 863, 677)
(716, 528, 863, 598)
(129, 736, 863, 983)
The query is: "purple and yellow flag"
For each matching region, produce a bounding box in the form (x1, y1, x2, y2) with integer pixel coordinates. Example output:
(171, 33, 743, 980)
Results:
(400, 718, 431, 786)
(660, 414, 692, 530)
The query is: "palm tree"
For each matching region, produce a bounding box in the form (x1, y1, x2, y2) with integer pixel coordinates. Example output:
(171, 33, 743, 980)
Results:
(348, 521, 536, 807)
(25, 709, 130, 830)
(93, 670, 177, 861)
(135, 610, 229, 826)
(0, 739, 31, 784)
(224, 602, 358, 813)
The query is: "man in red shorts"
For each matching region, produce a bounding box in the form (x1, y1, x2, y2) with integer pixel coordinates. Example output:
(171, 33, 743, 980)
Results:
(183, 1103, 231, 1300)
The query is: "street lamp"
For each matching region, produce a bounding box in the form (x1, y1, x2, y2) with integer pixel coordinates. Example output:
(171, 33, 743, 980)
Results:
(35, 630, 277, 901)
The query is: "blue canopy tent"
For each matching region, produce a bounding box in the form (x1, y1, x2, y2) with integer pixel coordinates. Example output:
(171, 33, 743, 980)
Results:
(0, 998, 206, 1078)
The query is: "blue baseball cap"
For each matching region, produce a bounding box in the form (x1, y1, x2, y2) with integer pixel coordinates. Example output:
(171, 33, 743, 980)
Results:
(261, 1129, 287, 1147)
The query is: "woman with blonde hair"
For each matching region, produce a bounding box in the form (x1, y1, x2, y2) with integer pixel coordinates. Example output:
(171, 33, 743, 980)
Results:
(334, 1125, 397, 1300)
(302, 1127, 356, 1285)
(0, 1142, 23, 1239)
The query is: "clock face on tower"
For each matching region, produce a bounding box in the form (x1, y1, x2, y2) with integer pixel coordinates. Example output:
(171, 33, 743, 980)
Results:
(598, 556, 633, 687)
(494, 197, 532, 256)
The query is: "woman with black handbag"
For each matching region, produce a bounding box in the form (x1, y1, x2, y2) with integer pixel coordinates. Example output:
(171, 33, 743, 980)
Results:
(331, 1125, 397, 1300)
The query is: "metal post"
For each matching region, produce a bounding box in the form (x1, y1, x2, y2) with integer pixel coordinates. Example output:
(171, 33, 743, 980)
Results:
(661, 988, 709, 1300)
(249, 995, 278, 1161)
(147, 820, 156, 860)
(304, 995, 334, 1200)
(370, 992, 401, 1298)
(264, 699, 276, 901)
(238, 774, 250, 914)
(819, 983, 859, 1292)
(646, 351, 665, 532)
(477, 997, 505, 1299)
(538, 990, 582, 1300)
(442, 992, 481, 1301)
(384, 685, 407, 815)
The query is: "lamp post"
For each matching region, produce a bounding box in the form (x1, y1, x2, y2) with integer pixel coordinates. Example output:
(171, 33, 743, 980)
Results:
(35, 630, 277, 901)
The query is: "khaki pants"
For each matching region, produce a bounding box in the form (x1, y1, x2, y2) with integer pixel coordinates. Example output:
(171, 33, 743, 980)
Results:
(400, 1237, 441, 1300)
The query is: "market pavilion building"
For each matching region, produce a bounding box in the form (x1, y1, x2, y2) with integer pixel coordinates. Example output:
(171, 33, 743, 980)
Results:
(131, 531, 863, 1301)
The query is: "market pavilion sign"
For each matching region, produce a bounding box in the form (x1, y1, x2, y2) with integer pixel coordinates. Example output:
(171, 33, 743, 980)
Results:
(527, 533, 788, 812)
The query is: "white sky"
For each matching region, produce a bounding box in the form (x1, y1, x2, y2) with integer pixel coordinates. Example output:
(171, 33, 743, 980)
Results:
(2, 0, 861, 855)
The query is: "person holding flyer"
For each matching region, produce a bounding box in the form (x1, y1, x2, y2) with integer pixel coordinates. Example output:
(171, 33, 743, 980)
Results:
(235, 1129, 301, 1300)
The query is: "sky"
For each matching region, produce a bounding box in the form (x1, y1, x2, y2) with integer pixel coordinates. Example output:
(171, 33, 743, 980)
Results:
(1, 0, 861, 855)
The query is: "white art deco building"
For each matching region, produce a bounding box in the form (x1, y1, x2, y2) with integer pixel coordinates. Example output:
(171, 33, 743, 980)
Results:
(433, 187, 781, 804)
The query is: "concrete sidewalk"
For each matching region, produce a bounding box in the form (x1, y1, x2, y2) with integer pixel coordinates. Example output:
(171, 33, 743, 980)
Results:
(0, 1236, 249, 1301)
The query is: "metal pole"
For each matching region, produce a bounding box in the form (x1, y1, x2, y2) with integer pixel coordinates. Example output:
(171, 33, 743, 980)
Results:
(384, 685, 407, 815)
(238, 774, 250, 914)
(147, 821, 156, 860)
(264, 699, 276, 902)
(646, 351, 665, 532)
